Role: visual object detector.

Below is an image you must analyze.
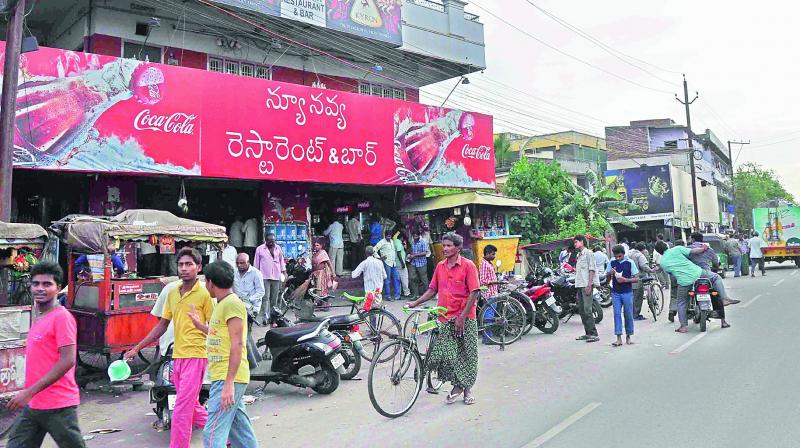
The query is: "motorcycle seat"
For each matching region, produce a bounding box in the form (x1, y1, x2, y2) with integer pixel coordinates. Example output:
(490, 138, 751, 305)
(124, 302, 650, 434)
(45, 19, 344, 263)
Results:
(300, 313, 360, 327)
(264, 321, 328, 346)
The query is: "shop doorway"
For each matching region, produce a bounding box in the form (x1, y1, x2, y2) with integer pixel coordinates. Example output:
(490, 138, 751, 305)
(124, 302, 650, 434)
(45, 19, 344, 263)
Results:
(11, 170, 88, 226)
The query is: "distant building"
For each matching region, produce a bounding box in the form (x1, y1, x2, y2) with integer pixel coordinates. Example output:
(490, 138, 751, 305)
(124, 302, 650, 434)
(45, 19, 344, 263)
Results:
(495, 131, 607, 190)
(604, 118, 733, 240)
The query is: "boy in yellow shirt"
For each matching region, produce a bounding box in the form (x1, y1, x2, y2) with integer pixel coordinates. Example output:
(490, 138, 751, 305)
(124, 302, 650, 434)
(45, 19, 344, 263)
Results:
(126, 247, 214, 448)
(188, 260, 257, 448)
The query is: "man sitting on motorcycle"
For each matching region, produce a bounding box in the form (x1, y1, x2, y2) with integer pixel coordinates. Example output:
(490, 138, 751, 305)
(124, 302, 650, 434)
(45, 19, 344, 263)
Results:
(689, 232, 740, 306)
(654, 241, 731, 333)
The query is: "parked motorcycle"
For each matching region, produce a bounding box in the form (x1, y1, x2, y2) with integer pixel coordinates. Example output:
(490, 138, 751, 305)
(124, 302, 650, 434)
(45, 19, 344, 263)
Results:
(510, 277, 561, 335)
(149, 344, 210, 430)
(247, 315, 345, 394)
(532, 266, 603, 324)
(688, 277, 719, 332)
(271, 305, 363, 380)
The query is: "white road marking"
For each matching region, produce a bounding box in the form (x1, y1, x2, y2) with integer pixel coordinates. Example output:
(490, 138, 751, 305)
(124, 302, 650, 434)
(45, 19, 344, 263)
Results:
(523, 402, 601, 448)
(741, 294, 764, 309)
(773, 279, 785, 287)
(669, 333, 706, 354)
(792, 270, 799, 276)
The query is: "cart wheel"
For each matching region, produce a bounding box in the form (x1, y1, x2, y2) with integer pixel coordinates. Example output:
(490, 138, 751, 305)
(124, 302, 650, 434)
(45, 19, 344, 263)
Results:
(77, 352, 112, 373)
(129, 347, 161, 375)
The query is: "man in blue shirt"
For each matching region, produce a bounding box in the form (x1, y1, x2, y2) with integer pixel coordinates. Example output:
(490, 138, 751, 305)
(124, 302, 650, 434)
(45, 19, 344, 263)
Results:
(605, 245, 638, 346)
(408, 231, 430, 297)
(75, 253, 125, 278)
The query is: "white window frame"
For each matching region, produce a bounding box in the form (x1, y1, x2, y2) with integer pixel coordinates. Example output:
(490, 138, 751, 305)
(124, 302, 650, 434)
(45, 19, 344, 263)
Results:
(208, 56, 272, 80)
(359, 82, 406, 100)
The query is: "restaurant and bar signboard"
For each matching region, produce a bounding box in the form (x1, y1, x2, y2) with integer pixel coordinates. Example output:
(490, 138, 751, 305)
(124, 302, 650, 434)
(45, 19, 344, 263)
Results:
(6, 44, 495, 189)
(209, 0, 403, 46)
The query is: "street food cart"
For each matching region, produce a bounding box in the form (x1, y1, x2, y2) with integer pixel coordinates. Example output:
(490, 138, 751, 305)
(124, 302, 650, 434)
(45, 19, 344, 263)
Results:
(400, 192, 538, 272)
(54, 210, 227, 372)
(0, 222, 47, 430)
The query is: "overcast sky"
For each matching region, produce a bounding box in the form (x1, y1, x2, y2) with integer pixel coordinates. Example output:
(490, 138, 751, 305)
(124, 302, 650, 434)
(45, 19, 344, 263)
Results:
(421, 0, 799, 197)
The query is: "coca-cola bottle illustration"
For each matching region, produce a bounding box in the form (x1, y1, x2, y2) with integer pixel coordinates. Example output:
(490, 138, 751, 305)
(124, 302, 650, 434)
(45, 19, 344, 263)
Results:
(11, 56, 163, 167)
(394, 108, 474, 184)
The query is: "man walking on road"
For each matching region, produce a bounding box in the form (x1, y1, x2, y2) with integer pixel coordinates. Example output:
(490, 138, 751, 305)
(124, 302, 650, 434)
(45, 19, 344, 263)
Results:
(6, 262, 86, 448)
(126, 247, 215, 448)
(233, 253, 265, 324)
(254, 233, 286, 325)
(406, 233, 480, 405)
(351, 246, 386, 295)
(187, 261, 258, 448)
(574, 235, 600, 343)
(324, 219, 345, 276)
(629, 242, 655, 320)
(726, 235, 744, 277)
(655, 241, 731, 333)
(748, 231, 766, 277)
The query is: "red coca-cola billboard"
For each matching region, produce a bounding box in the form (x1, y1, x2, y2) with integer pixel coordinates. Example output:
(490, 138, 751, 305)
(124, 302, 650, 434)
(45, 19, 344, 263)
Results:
(4, 44, 495, 188)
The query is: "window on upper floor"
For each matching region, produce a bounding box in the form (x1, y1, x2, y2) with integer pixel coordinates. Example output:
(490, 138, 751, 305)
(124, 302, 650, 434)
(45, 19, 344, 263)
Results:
(663, 140, 678, 149)
(208, 57, 271, 80)
(359, 82, 405, 100)
(123, 42, 162, 63)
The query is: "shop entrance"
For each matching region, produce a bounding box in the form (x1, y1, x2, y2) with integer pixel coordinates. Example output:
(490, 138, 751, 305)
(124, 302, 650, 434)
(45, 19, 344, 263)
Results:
(137, 177, 263, 252)
(11, 170, 88, 226)
(309, 185, 399, 274)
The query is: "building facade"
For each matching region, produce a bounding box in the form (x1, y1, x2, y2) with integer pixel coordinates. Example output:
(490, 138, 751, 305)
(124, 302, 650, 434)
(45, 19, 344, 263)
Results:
(604, 118, 731, 240)
(4, 0, 493, 272)
(496, 131, 607, 190)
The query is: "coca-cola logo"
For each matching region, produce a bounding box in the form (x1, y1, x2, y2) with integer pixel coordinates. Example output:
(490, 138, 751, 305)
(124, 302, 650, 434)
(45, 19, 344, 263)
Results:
(462, 144, 492, 161)
(134, 109, 198, 135)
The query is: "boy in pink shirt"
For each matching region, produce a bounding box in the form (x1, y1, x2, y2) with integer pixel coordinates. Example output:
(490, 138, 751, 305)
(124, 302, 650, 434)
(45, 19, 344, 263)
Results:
(6, 262, 85, 448)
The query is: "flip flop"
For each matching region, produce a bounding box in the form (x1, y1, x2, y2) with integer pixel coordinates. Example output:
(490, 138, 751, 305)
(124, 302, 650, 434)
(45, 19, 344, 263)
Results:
(675, 327, 688, 333)
(446, 390, 463, 404)
(463, 396, 476, 405)
(611, 341, 623, 347)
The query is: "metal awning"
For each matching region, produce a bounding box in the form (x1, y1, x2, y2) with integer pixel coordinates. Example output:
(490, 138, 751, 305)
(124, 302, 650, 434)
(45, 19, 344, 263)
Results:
(400, 192, 538, 214)
(0, 222, 47, 240)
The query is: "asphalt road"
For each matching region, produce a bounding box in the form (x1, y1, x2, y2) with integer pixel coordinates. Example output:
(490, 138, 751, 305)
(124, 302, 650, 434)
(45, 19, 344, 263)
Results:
(15, 263, 800, 448)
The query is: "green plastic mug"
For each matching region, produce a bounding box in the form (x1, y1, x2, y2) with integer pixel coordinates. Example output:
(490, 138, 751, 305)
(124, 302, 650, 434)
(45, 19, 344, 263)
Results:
(107, 359, 131, 382)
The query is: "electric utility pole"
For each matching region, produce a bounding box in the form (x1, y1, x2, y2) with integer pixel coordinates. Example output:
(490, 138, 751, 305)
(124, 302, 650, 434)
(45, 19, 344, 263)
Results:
(0, 0, 26, 222)
(727, 139, 750, 230)
(675, 74, 700, 231)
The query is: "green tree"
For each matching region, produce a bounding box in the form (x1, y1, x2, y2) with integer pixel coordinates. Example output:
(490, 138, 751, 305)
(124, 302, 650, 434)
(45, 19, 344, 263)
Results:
(502, 158, 575, 242)
(494, 133, 516, 170)
(734, 162, 795, 229)
(558, 170, 639, 229)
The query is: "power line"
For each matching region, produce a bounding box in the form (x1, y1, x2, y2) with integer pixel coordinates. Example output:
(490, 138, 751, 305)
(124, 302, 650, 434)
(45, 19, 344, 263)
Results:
(469, 0, 674, 94)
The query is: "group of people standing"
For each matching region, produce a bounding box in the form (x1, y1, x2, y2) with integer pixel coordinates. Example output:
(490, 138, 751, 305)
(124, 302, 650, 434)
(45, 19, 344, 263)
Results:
(726, 232, 767, 277)
(571, 231, 741, 346)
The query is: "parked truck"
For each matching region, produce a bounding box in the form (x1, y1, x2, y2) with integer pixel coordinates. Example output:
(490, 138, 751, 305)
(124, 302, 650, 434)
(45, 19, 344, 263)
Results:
(752, 205, 800, 267)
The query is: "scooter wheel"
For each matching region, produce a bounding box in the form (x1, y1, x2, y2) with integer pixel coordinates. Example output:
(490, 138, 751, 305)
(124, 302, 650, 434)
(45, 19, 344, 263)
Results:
(312, 363, 340, 395)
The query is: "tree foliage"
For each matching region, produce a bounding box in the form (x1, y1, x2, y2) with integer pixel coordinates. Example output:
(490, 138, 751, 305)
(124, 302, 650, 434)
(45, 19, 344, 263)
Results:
(559, 170, 640, 229)
(494, 133, 516, 170)
(734, 162, 795, 229)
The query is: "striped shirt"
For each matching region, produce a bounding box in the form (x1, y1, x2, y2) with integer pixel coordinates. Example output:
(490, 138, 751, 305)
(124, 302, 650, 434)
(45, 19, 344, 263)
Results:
(410, 238, 429, 268)
(479, 258, 498, 299)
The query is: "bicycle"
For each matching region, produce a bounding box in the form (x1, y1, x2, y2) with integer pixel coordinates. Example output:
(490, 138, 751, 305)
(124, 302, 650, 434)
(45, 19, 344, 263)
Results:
(642, 275, 665, 321)
(368, 305, 448, 418)
(339, 292, 402, 363)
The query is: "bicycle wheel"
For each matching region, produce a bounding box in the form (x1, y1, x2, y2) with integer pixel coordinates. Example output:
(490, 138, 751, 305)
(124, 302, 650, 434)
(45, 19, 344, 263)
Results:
(651, 284, 665, 316)
(426, 369, 444, 393)
(402, 310, 433, 356)
(647, 287, 658, 322)
(368, 340, 422, 418)
(360, 308, 401, 363)
(510, 292, 535, 336)
(479, 297, 526, 345)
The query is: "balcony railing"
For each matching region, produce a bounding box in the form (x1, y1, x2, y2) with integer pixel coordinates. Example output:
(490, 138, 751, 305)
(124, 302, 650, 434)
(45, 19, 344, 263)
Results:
(407, 0, 481, 22)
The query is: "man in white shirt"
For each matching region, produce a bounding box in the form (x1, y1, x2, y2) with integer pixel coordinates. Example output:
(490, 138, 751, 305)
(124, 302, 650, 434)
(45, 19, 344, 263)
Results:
(346, 217, 362, 269)
(243, 217, 259, 260)
(747, 231, 766, 276)
(324, 219, 345, 276)
(233, 253, 265, 320)
(352, 246, 387, 295)
(374, 230, 401, 301)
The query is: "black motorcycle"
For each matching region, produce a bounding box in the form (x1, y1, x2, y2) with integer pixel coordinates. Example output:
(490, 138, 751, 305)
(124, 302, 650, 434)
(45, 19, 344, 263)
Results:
(688, 277, 719, 332)
(282, 254, 331, 315)
(532, 267, 603, 324)
(149, 344, 210, 430)
(270, 305, 363, 380)
(248, 314, 345, 394)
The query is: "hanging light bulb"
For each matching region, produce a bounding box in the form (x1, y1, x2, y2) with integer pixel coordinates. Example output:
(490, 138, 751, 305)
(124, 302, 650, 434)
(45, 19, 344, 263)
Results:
(463, 207, 472, 226)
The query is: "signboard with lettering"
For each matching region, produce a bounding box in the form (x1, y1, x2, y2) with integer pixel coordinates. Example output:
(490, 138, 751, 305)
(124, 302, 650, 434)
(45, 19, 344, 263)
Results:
(7, 44, 495, 189)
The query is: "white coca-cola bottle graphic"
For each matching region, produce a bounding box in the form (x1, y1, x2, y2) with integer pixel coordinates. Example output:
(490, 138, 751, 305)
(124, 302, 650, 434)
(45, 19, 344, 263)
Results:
(394, 108, 474, 183)
(10, 56, 163, 166)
